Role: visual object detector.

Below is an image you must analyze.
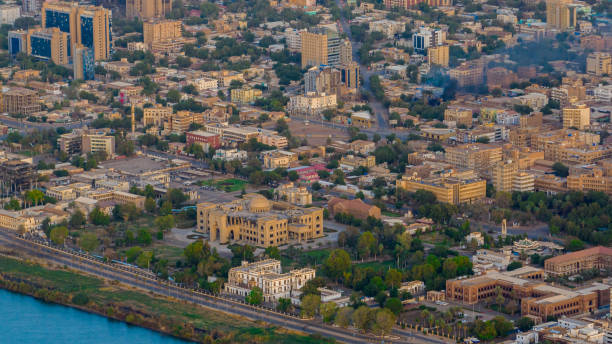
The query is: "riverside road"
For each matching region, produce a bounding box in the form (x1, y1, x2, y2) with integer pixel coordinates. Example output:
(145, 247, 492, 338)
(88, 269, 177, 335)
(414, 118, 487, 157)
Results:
(0, 228, 451, 344)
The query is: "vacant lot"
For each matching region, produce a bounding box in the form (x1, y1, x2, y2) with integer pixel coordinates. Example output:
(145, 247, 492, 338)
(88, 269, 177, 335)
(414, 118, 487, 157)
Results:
(286, 121, 350, 146)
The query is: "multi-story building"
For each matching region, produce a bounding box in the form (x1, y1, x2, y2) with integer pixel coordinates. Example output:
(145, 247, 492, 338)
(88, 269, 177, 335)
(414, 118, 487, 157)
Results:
(46, 185, 77, 201)
(445, 143, 503, 174)
(9, 27, 70, 65)
(412, 26, 445, 53)
(126, 0, 172, 19)
(547, 0, 577, 30)
(284, 28, 305, 51)
(73, 44, 95, 80)
(225, 259, 315, 302)
(427, 45, 449, 67)
(58, 132, 83, 155)
(567, 165, 612, 195)
(562, 104, 590, 130)
(384, 0, 451, 10)
(22, 0, 42, 15)
(586, 52, 611, 76)
(492, 160, 535, 192)
(82, 134, 115, 157)
(165, 111, 204, 134)
(369, 20, 405, 39)
(197, 194, 324, 247)
(230, 86, 263, 104)
(341, 61, 360, 89)
(396, 170, 486, 205)
(0, 87, 41, 115)
(258, 132, 288, 149)
(275, 182, 312, 206)
(213, 148, 248, 161)
(545, 246, 612, 277)
(305, 66, 341, 96)
(339, 155, 376, 169)
(513, 172, 535, 192)
(0, 209, 36, 232)
(261, 150, 297, 169)
(185, 130, 221, 149)
(531, 130, 611, 164)
(300, 27, 340, 67)
(450, 62, 484, 88)
(288, 92, 337, 116)
(0, 160, 36, 196)
(486, 67, 517, 89)
(340, 39, 352, 65)
(328, 197, 381, 220)
(472, 249, 512, 270)
(143, 19, 182, 47)
(444, 106, 472, 127)
(446, 267, 610, 320)
(194, 77, 218, 92)
(143, 105, 172, 127)
(0, 5, 21, 25)
(41, 2, 111, 61)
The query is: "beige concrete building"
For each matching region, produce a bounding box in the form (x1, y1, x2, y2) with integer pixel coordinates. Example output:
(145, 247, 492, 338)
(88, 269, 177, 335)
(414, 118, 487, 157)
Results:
(562, 104, 590, 130)
(275, 182, 312, 206)
(396, 170, 486, 205)
(546, 0, 577, 30)
(197, 194, 324, 247)
(445, 144, 503, 174)
(444, 106, 472, 127)
(0, 209, 36, 232)
(143, 105, 172, 127)
(0, 87, 41, 115)
(262, 150, 297, 169)
(230, 86, 263, 104)
(143, 19, 182, 47)
(46, 185, 77, 201)
(82, 134, 115, 157)
(586, 52, 611, 76)
(287, 92, 337, 116)
(258, 132, 288, 149)
(545, 246, 612, 277)
(225, 259, 315, 302)
(126, 0, 172, 19)
(428, 45, 449, 68)
(339, 155, 376, 169)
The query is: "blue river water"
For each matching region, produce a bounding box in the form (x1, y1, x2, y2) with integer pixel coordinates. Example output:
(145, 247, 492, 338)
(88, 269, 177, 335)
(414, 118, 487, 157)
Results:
(0, 288, 189, 343)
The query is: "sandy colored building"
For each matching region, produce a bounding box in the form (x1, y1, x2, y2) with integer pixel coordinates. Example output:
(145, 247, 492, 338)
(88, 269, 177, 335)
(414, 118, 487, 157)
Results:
(82, 133, 115, 156)
(225, 259, 315, 302)
(262, 150, 297, 169)
(396, 170, 486, 205)
(545, 246, 612, 277)
(143, 19, 182, 47)
(0, 209, 36, 232)
(126, 0, 172, 19)
(384, 0, 451, 9)
(445, 143, 503, 174)
(444, 106, 472, 127)
(143, 105, 172, 127)
(546, 0, 577, 30)
(288, 92, 337, 116)
(562, 104, 590, 130)
(339, 155, 376, 169)
(197, 194, 324, 247)
(327, 197, 381, 220)
(428, 45, 449, 68)
(230, 86, 263, 104)
(275, 182, 312, 206)
(0, 87, 41, 115)
(300, 28, 340, 68)
(586, 52, 611, 76)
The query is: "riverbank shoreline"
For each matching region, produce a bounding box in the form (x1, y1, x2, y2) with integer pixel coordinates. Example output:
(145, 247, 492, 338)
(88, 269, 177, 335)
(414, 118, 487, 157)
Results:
(0, 254, 332, 344)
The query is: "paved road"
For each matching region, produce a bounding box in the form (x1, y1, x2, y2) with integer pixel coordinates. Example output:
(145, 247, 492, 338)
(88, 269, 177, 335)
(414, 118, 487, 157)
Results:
(0, 116, 92, 133)
(0, 229, 452, 344)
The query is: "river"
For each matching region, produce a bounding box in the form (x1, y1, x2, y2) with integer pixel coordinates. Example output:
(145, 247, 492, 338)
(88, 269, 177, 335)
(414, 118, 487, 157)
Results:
(0, 288, 189, 343)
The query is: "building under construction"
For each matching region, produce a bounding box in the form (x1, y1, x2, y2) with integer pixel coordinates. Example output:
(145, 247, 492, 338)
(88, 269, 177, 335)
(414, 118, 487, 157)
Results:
(0, 160, 35, 196)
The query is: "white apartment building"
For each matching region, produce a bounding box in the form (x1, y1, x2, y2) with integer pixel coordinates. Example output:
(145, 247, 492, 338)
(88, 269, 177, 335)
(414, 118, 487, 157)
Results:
(288, 92, 337, 116)
(284, 28, 306, 51)
(225, 259, 315, 302)
(214, 148, 248, 161)
(194, 77, 218, 91)
(369, 20, 405, 38)
(594, 84, 612, 102)
(0, 5, 20, 25)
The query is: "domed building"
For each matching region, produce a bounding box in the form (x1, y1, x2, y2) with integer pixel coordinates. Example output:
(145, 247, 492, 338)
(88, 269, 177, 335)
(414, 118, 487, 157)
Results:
(197, 193, 324, 247)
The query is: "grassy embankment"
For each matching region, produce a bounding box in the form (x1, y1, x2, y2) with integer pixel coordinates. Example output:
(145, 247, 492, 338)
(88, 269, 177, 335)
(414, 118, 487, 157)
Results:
(0, 255, 333, 344)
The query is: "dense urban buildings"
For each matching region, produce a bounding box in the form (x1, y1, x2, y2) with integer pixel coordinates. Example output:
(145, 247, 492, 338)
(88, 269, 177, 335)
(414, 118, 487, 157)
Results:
(545, 246, 612, 277)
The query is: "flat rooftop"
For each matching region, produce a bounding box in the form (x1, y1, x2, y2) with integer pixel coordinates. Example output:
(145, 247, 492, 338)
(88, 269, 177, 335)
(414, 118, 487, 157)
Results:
(100, 157, 167, 175)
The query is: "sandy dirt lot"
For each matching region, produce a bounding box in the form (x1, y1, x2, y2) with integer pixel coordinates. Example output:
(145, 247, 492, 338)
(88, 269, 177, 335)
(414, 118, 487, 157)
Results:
(285, 121, 350, 146)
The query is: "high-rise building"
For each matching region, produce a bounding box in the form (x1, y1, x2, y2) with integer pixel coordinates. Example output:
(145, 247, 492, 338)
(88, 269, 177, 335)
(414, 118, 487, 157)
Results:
(340, 39, 352, 65)
(143, 19, 182, 47)
(8, 27, 70, 65)
(450, 62, 484, 88)
(73, 44, 95, 80)
(412, 26, 445, 53)
(41, 2, 111, 61)
(126, 0, 172, 19)
(562, 104, 590, 130)
(492, 160, 518, 192)
(300, 27, 340, 68)
(304, 66, 341, 95)
(546, 0, 577, 30)
(586, 52, 611, 76)
(341, 61, 360, 90)
(427, 44, 449, 67)
(22, 0, 41, 15)
(82, 133, 115, 156)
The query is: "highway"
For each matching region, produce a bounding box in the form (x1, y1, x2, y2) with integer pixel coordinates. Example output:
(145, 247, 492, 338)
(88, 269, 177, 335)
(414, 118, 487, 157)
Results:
(0, 228, 452, 344)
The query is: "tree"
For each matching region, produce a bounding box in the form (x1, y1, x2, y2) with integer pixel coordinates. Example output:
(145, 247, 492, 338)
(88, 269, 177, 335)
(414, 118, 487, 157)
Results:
(79, 232, 98, 252)
(69, 210, 86, 228)
(495, 287, 505, 312)
(126, 246, 142, 262)
(145, 197, 156, 213)
(264, 246, 281, 259)
(4, 198, 20, 210)
(384, 297, 403, 315)
(385, 269, 402, 289)
(323, 249, 351, 282)
(352, 306, 373, 332)
(135, 250, 153, 268)
(517, 317, 535, 331)
(154, 214, 175, 232)
(373, 308, 396, 337)
(288, 170, 299, 181)
(246, 286, 263, 305)
(166, 89, 182, 103)
(184, 239, 206, 265)
(357, 231, 377, 258)
(50, 226, 68, 245)
(320, 302, 338, 323)
(335, 307, 354, 328)
(277, 298, 292, 312)
(566, 238, 585, 251)
(301, 294, 321, 318)
(507, 261, 523, 271)
(89, 207, 110, 226)
(552, 162, 569, 177)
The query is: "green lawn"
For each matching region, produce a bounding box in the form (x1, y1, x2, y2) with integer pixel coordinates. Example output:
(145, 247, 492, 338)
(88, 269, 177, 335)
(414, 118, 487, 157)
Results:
(0, 256, 334, 343)
(382, 211, 402, 217)
(354, 260, 395, 270)
(198, 178, 247, 192)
